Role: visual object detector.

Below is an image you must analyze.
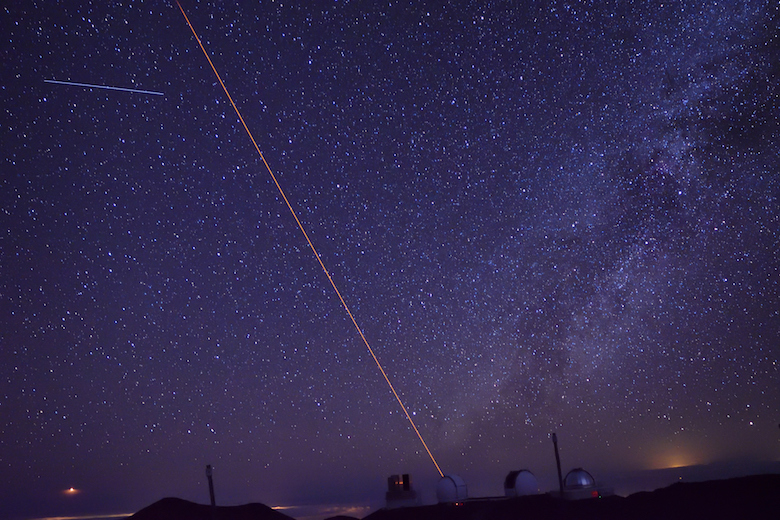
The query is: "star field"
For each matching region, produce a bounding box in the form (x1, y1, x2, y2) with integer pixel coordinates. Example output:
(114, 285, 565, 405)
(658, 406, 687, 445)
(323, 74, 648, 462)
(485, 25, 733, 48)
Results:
(2, 1, 779, 518)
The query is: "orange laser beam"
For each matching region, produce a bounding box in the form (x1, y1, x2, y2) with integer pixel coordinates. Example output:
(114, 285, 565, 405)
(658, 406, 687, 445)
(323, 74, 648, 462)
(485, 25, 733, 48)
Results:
(176, 1, 444, 478)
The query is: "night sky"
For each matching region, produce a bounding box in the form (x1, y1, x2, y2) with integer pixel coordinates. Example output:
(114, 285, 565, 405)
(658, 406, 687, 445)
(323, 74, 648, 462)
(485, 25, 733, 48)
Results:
(2, 1, 779, 519)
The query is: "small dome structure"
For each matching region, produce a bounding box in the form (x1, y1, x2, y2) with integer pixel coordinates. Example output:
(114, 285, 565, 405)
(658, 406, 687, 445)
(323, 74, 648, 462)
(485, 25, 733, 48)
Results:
(564, 468, 595, 489)
(504, 470, 538, 497)
(436, 474, 468, 503)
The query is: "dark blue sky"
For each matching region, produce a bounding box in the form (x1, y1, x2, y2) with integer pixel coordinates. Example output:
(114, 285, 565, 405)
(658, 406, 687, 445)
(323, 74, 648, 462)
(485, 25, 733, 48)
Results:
(2, 1, 778, 519)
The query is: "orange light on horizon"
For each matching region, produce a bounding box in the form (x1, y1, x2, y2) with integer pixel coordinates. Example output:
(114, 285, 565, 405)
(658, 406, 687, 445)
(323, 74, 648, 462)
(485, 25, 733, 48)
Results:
(649, 450, 703, 470)
(63, 487, 80, 496)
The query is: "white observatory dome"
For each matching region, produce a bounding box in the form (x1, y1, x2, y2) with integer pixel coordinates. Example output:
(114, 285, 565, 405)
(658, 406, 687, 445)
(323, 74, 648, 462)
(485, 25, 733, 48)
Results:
(436, 474, 468, 503)
(504, 469, 538, 497)
(564, 468, 595, 489)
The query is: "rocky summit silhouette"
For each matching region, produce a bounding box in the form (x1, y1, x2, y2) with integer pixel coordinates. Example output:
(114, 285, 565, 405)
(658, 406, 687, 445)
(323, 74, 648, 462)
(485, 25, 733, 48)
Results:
(364, 474, 780, 520)
(128, 474, 780, 520)
(128, 497, 294, 520)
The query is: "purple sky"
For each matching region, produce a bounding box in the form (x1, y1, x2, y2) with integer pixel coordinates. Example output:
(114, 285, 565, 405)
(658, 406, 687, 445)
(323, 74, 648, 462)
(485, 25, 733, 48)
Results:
(2, 1, 779, 519)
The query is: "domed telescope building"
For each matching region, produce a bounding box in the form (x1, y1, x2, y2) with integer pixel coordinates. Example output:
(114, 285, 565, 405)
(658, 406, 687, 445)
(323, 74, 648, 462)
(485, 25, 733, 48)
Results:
(436, 474, 468, 504)
(504, 469, 539, 497)
(561, 468, 614, 500)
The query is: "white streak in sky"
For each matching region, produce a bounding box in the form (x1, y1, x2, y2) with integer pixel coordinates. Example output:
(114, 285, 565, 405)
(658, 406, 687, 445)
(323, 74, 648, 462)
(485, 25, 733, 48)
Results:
(44, 79, 164, 96)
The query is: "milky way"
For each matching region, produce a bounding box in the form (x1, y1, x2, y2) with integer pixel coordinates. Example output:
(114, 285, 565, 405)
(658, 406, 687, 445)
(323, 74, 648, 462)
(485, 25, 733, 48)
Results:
(2, 2, 778, 518)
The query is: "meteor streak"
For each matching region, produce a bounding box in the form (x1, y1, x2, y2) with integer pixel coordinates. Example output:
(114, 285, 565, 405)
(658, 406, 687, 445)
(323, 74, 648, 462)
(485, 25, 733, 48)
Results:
(176, 1, 444, 477)
(44, 79, 164, 96)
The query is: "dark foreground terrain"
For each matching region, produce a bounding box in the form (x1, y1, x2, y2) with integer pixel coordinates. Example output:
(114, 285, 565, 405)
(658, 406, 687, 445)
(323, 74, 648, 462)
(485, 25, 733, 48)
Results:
(130, 474, 780, 520)
(366, 474, 780, 520)
(129, 497, 295, 520)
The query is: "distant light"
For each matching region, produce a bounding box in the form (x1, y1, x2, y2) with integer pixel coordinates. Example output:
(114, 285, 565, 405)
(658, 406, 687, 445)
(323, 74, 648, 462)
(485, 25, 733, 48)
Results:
(63, 487, 80, 495)
(650, 450, 701, 470)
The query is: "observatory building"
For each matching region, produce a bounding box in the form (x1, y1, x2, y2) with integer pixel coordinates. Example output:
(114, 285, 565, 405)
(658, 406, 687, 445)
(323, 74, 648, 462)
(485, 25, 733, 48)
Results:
(385, 474, 419, 509)
(561, 467, 613, 500)
(504, 469, 539, 497)
(436, 474, 468, 504)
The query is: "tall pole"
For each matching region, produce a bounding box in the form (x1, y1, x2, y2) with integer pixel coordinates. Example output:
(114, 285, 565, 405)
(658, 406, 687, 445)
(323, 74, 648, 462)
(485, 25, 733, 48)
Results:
(552, 433, 563, 495)
(206, 464, 216, 507)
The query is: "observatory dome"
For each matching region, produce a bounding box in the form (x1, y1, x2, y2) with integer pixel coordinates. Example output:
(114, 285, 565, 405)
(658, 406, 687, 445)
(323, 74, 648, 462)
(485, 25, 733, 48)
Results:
(564, 468, 595, 489)
(436, 474, 468, 503)
(504, 470, 538, 497)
